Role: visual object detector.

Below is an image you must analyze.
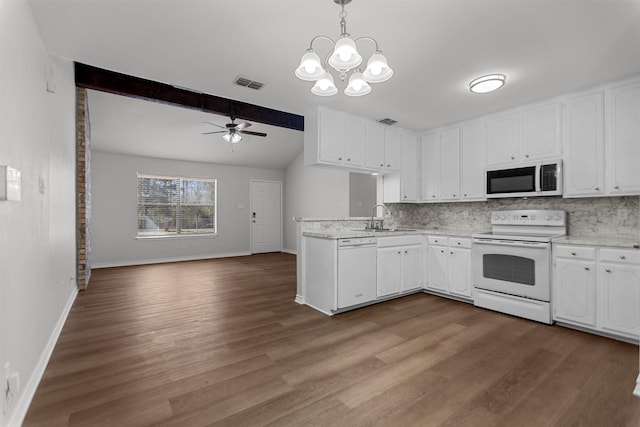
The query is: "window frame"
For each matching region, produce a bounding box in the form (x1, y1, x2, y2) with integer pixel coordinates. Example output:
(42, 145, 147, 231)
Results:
(136, 173, 218, 239)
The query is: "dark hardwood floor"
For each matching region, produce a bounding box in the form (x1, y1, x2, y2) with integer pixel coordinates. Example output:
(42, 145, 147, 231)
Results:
(24, 253, 640, 426)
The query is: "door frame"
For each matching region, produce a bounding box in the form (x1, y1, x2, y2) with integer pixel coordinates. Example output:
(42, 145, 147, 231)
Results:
(250, 179, 283, 254)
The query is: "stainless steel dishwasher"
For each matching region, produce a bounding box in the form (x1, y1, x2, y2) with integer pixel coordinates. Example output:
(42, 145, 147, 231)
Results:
(337, 237, 377, 309)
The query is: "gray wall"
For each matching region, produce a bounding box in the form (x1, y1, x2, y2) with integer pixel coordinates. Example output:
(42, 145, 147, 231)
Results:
(0, 3, 77, 425)
(349, 172, 377, 217)
(91, 151, 284, 266)
(283, 152, 350, 253)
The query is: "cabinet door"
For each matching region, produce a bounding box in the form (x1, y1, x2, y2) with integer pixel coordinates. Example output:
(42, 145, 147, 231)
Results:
(521, 103, 561, 161)
(421, 133, 440, 202)
(344, 116, 366, 167)
(449, 247, 472, 298)
(486, 112, 520, 166)
(318, 109, 345, 164)
(598, 262, 640, 338)
(606, 81, 640, 195)
(460, 121, 485, 200)
(439, 128, 461, 201)
(377, 247, 402, 297)
(400, 133, 418, 201)
(365, 122, 386, 170)
(562, 92, 605, 197)
(427, 246, 449, 292)
(384, 127, 402, 172)
(553, 258, 596, 327)
(402, 245, 423, 291)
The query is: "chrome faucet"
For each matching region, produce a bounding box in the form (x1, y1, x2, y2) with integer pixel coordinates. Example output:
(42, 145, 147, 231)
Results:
(366, 204, 390, 230)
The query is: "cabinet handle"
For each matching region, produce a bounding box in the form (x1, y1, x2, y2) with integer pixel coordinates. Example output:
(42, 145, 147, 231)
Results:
(450, 252, 453, 255)
(338, 157, 342, 161)
(524, 154, 530, 158)
(452, 194, 456, 197)
(585, 267, 590, 271)
(404, 250, 408, 254)
(595, 186, 600, 191)
(511, 155, 515, 160)
(457, 242, 461, 245)
(620, 255, 626, 260)
(571, 252, 577, 256)
(397, 251, 402, 254)
(464, 193, 467, 197)
(380, 163, 384, 167)
(605, 268, 612, 273)
(387, 164, 391, 167)
(432, 195, 436, 198)
(347, 158, 351, 162)
(440, 250, 445, 253)
(614, 185, 620, 189)
(403, 195, 407, 199)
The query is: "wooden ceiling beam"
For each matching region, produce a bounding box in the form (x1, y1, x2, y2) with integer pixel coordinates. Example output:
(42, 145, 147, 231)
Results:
(74, 63, 304, 131)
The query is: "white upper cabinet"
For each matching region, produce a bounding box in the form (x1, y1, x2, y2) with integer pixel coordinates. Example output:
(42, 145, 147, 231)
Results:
(521, 102, 561, 161)
(420, 132, 440, 202)
(606, 81, 640, 195)
(343, 116, 366, 167)
(460, 121, 486, 201)
(400, 133, 418, 202)
(486, 111, 520, 166)
(439, 128, 461, 201)
(316, 108, 345, 165)
(365, 121, 386, 170)
(384, 127, 402, 173)
(562, 91, 605, 197)
(486, 102, 561, 167)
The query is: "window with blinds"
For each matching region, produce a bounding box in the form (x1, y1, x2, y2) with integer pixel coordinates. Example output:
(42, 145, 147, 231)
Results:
(137, 173, 217, 237)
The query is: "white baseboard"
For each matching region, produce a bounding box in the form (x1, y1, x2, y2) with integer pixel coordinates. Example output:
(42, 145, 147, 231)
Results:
(9, 286, 78, 427)
(282, 248, 297, 255)
(92, 251, 252, 269)
(294, 294, 304, 305)
(634, 374, 640, 397)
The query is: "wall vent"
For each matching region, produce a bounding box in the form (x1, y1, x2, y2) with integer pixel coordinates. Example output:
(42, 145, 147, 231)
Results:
(377, 118, 397, 126)
(233, 76, 264, 90)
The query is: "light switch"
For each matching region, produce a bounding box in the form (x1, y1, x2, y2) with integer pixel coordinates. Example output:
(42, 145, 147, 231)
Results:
(0, 166, 21, 201)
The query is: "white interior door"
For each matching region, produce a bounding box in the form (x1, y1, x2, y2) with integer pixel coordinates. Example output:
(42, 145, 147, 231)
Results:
(251, 180, 282, 254)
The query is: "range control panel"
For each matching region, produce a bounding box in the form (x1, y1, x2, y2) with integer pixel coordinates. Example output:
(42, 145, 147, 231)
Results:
(490, 210, 566, 226)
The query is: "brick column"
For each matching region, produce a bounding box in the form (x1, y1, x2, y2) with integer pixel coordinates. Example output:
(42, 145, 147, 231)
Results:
(76, 88, 91, 290)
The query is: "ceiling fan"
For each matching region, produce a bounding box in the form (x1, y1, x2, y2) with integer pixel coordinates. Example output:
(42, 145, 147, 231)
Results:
(202, 114, 267, 144)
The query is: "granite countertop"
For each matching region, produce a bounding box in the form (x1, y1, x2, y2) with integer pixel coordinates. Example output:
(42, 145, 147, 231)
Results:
(553, 235, 640, 249)
(302, 228, 482, 240)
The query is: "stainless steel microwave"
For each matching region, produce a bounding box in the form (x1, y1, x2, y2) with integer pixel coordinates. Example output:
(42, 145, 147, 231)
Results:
(486, 159, 562, 198)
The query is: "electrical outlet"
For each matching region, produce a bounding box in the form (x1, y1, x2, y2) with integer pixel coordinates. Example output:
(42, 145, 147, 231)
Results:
(618, 208, 628, 221)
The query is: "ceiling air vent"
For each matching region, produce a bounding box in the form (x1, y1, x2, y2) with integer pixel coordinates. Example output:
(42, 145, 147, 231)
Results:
(377, 118, 397, 126)
(233, 76, 264, 90)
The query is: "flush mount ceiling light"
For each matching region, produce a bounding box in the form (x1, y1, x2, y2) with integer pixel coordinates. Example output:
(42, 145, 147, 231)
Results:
(295, 0, 393, 97)
(469, 74, 506, 94)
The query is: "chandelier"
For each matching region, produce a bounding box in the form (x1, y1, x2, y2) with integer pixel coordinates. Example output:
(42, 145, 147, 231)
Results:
(294, 0, 393, 97)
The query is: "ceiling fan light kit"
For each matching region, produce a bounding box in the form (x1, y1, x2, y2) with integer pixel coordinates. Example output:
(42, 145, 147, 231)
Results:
(203, 115, 267, 144)
(295, 0, 393, 97)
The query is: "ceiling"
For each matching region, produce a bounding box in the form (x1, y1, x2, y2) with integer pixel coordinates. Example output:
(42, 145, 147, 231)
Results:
(30, 0, 640, 169)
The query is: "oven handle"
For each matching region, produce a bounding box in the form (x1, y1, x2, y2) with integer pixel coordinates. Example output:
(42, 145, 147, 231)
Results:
(472, 238, 549, 249)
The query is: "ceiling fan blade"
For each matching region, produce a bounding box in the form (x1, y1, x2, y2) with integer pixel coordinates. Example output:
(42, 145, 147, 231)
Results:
(235, 121, 252, 131)
(203, 121, 226, 129)
(239, 130, 267, 137)
(202, 130, 227, 135)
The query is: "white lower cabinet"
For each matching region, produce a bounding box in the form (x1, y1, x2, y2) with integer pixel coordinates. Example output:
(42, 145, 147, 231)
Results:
(426, 236, 473, 300)
(553, 244, 640, 340)
(377, 236, 424, 298)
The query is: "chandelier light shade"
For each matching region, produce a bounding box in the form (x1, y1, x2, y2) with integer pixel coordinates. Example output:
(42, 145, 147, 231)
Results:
(469, 74, 506, 93)
(295, 0, 393, 97)
(311, 71, 339, 96)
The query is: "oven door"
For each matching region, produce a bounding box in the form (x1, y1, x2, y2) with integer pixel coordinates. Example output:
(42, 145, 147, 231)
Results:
(472, 238, 551, 301)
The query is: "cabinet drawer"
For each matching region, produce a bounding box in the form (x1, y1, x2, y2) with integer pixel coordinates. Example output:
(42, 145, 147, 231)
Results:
(554, 245, 596, 260)
(427, 236, 448, 246)
(449, 237, 471, 249)
(599, 248, 640, 264)
(377, 235, 424, 248)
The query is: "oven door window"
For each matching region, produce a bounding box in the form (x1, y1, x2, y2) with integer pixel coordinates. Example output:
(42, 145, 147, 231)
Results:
(482, 254, 535, 286)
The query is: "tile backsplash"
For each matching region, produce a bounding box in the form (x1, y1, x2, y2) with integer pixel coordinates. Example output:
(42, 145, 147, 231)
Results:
(386, 196, 640, 237)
